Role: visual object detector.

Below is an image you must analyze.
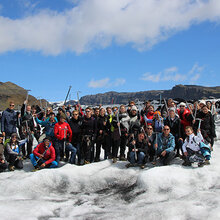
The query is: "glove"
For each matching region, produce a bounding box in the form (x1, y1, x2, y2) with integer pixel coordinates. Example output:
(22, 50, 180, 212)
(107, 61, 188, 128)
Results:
(63, 138, 67, 141)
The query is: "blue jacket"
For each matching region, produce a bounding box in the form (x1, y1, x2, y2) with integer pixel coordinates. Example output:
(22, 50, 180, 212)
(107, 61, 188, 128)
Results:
(155, 133, 175, 154)
(35, 117, 58, 137)
(1, 108, 17, 135)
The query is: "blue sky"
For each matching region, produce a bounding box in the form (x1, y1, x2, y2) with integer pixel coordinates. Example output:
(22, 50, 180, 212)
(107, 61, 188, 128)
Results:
(0, 0, 220, 101)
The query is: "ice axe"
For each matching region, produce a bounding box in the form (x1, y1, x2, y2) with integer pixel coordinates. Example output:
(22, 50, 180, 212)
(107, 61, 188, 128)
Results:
(196, 118, 203, 130)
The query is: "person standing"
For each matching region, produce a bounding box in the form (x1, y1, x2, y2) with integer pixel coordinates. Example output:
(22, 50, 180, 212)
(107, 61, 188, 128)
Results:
(1, 102, 18, 139)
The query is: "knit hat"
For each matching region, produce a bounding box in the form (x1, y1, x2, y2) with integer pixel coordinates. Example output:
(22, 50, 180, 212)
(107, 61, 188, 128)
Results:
(199, 100, 206, 106)
(179, 102, 186, 107)
(169, 107, 176, 112)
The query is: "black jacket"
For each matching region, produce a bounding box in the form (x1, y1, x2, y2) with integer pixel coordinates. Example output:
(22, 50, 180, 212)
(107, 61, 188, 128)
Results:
(69, 117, 82, 144)
(164, 116, 182, 139)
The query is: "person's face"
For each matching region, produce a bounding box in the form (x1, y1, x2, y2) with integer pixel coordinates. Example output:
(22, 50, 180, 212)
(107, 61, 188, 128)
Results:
(66, 112, 70, 117)
(44, 140, 50, 147)
(95, 110, 99, 116)
(169, 111, 175, 118)
(120, 106, 126, 113)
(138, 133, 145, 140)
(146, 126, 153, 134)
(149, 107, 154, 112)
(168, 99, 173, 106)
(9, 103, 15, 110)
(72, 112, 79, 119)
(206, 102, 211, 108)
(185, 128, 193, 136)
(199, 103, 205, 109)
(113, 108, 118, 114)
(163, 126, 170, 135)
(202, 106, 209, 114)
(60, 118, 65, 123)
(27, 106, 31, 112)
(107, 108, 112, 115)
(180, 105, 185, 111)
(50, 114, 55, 120)
(12, 136, 17, 143)
(85, 109, 92, 117)
(131, 109, 137, 115)
(100, 109, 105, 116)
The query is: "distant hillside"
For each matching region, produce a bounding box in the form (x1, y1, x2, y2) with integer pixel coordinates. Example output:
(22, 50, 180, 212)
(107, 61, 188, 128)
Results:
(0, 82, 48, 110)
(79, 84, 220, 105)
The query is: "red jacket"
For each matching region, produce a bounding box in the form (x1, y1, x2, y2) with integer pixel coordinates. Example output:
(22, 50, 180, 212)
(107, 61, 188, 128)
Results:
(33, 142, 56, 165)
(54, 121, 72, 142)
(177, 108, 191, 129)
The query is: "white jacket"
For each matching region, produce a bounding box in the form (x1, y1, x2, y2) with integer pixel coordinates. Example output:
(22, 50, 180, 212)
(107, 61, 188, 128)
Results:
(182, 132, 204, 153)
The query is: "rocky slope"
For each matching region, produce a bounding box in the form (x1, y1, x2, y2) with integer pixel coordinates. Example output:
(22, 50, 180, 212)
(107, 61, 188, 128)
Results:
(80, 84, 220, 105)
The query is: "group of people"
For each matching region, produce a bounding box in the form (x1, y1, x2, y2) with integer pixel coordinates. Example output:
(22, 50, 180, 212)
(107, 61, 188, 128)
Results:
(0, 97, 217, 172)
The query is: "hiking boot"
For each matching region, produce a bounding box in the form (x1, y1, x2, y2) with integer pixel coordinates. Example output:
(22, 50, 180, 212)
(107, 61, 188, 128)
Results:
(139, 164, 145, 169)
(126, 163, 135, 168)
(84, 160, 90, 165)
(205, 160, 210, 165)
(119, 156, 126, 161)
(112, 158, 117, 163)
(182, 161, 191, 166)
(94, 158, 100, 162)
(8, 165, 15, 171)
(198, 162, 205, 167)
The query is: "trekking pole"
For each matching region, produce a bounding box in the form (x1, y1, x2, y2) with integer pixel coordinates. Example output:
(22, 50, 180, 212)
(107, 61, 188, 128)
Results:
(196, 118, 203, 130)
(64, 86, 72, 106)
(63, 128, 67, 159)
(194, 102, 198, 119)
(25, 90, 31, 112)
(186, 101, 195, 121)
(117, 113, 121, 136)
(134, 144, 138, 161)
(153, 132, 158, 163)
(163, 98, 169, 116)
(36, 146, 50, 163)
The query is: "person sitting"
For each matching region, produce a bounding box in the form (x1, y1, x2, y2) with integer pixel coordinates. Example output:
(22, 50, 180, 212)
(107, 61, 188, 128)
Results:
(30, 136, 58, 170)
(0, 134, 7, 172)
(154, 125, 176, 165)
(4, 133, 24, 171)
(126, 132, 149, 169)
(182, 126, 209, 167)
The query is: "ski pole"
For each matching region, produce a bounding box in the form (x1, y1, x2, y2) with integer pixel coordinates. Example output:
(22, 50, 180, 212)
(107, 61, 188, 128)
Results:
(117, 113, 121, 136)
(64, 86, 72, 106)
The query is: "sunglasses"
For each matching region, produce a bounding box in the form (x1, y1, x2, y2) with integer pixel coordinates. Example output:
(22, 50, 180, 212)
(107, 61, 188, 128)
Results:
(147, 127, 153, 130)
(180, 106, 185, 107)
(10, 105, 15, 107)
(85, 111, 90, 113)
(73, 114, 78, 116)
(164, 129, 170, 131)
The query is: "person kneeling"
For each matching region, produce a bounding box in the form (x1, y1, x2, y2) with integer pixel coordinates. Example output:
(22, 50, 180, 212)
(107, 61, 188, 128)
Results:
(30, 137, 58, 170)
(126, 132, 148, 169)
(182, 126, 208, 167)
(4, 133, 24, 171)
(154, 126, 176, 166)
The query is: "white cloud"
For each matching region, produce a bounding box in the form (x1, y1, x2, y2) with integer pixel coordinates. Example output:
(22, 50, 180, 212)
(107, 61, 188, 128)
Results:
(88, 78, 110, 88)
(141, 72, 161, 82)
(141, 63, 203, 83)
(114, 78, 126, 86)
(0, 0, 220, 55)
(88, 77, 126, 88)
